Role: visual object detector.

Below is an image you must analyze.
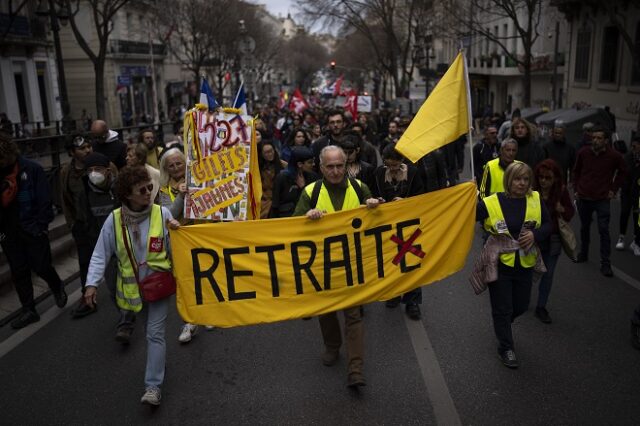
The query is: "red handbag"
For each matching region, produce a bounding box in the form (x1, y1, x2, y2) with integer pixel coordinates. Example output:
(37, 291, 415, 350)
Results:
(121, 221, 176, 302)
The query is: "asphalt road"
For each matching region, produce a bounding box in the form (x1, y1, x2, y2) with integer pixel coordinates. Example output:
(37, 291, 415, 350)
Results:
(0, 195, 639, 425)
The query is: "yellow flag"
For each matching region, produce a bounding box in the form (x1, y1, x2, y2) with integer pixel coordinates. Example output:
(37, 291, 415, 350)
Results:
(171, 182, 477, 328)
(247, 123, 262, 220)
(395, 52, 469, 163)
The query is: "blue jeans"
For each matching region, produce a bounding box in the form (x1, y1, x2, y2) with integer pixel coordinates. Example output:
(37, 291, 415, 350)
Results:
(144, 297, 169, 389)
(488, 266, 533, 352)
(538, 250, 559, 309)
(577, 199, 611, 265)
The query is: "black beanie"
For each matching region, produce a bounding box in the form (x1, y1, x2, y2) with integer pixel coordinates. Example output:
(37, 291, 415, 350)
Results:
(83, 152, 110, 169)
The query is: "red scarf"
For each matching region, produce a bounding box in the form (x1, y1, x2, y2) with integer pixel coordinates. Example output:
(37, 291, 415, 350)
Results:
(1, 163, 18, 207)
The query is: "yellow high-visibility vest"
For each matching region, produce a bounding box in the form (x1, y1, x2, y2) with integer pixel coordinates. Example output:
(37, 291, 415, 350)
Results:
(304, 179, 363, 212)
(483, 191, 542, 268)
(479, 158, 521, 198)
(113, 204, 172, 311)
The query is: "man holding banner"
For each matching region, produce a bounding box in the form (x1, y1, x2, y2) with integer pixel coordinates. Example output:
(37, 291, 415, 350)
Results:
(293, 145, 382, 389)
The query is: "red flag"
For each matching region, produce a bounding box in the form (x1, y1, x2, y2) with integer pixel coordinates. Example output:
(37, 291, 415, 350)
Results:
(277, 91, 288, 110)
(333, 75, 344, 97)
(344, 89, 358, 122)
(289, 88, 309, 114)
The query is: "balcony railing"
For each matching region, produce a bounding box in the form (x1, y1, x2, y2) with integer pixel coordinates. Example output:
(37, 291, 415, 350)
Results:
(109, 39, 166, 56)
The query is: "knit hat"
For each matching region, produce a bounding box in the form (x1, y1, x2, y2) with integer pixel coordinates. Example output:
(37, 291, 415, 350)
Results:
(83, 152, 110, 169)
(290, 146, 314, 164)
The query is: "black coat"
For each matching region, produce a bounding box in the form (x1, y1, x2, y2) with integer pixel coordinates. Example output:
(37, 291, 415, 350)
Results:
(270, 170, 319, 218)
(372, 164, 424, 201)
(416, 150, 448, 192)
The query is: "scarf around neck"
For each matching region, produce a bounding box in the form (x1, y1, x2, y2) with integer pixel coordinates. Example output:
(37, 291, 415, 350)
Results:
(121, 203, 153, 243)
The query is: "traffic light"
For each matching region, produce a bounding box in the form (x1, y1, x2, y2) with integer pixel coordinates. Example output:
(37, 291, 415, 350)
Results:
(330, 60, 336, 70)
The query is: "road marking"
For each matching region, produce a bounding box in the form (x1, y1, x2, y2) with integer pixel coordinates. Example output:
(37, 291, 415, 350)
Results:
(404, 315, 462, 426)
(0, 288, 82, 359)
(612, 266, 640, 291)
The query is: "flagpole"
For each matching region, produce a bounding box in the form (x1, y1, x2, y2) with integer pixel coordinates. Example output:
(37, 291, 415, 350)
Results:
(460, 46, 475, 182)
(233, 81, 243, 108)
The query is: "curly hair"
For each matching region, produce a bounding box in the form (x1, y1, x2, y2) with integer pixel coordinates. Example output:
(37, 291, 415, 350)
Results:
(115, 166, 150, 202)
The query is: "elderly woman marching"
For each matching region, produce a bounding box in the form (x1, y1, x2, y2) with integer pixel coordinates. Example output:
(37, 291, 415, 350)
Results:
(475, 162, 551, 368)
(157, 147, 198, 343)
(83, 166, 180, 406)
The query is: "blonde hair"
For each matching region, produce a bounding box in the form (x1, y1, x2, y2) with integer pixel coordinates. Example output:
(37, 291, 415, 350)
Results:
(503, 162, 533, 197)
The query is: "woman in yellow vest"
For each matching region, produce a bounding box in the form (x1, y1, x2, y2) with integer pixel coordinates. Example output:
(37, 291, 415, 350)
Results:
(476, 162, 551, 368)
(83, 166, 180, 406)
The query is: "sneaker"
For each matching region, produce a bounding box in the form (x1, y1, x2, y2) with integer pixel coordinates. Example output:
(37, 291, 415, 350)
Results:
(630, 241, 640, 257)
(615, 236, 625, 250)
(53, 286, 68, 308)
(140, 387, 161, 405)
(10, 309, 40, 329)
(385, 297, 401, 308)
(322, 348, 339, 366)
(535, 307, 552, 324)
(498, 349, 519, 368)
(405, 303, 422, 320)
(600, 263, 613, 277)
(178, 323, 198, 343)
(71, 300, 97, 319)
(115, 326, 133, 345)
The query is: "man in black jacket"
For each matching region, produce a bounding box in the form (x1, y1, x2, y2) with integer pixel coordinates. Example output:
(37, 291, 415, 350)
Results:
(311, 110, 345, 172)
(543, 123, 576, 183)
(0, 132, 67, 329)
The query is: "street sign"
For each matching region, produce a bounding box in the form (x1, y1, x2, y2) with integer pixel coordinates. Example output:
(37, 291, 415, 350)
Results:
(117, 75, 132, 85)
(120, 65, 147, 77)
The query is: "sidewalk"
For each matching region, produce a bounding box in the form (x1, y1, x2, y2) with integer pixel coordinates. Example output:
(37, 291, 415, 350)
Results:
(0, 220, 80, 326)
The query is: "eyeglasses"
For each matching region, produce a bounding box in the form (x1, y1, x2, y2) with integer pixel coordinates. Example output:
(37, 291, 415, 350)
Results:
(135, 184, 154, 195)
(343, 149, 355, 155)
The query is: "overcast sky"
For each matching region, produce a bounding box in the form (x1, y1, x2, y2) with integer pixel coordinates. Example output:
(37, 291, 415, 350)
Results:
(255, 0, 297, 19)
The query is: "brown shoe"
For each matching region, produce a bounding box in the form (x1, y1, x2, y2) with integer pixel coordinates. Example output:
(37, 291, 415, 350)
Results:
(322, 349, 339, 366)
(347, 372, 366, 388)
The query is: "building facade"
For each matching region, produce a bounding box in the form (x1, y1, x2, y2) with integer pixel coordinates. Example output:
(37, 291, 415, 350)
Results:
(0, 0, 62, 135)
(563, 4, 640, 141)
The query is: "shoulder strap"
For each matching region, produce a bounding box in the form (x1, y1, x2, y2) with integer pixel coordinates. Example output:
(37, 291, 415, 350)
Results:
(310, 180, 323, 209)
(348, 177, 365, 204)
(120, 218, 140, 284)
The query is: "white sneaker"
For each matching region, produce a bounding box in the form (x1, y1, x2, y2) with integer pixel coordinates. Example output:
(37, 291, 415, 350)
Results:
(615, 236, 625, 250)
(141, 387, 161, 405)
(178, 323, 198, 343)
(630, 241, 640, 256)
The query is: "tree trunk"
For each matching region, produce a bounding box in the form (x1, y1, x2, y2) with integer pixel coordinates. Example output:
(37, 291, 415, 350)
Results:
(522, 43, 532, 107)
(94, 60, 105, 120)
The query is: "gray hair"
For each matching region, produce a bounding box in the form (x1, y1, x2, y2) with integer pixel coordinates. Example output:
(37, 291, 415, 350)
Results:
(159, 147, 185, 187)
(500, 137, 518, 150)
(319, 145, 346, 166)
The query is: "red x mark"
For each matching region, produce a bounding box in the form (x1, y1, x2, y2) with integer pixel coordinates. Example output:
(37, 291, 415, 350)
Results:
(390, 229, 425, 265)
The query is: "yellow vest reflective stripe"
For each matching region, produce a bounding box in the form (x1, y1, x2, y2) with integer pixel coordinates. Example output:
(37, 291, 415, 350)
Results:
(480, 159, 522, 198)
(113, 204, 172, 311)
(483, 191, 542, 268)
(304, 179, 362, 212)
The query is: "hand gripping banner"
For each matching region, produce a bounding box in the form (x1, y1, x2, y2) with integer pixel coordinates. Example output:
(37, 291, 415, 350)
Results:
(171, 182, 477, 327)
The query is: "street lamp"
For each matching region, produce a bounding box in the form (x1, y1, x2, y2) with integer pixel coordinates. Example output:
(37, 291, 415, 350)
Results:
(36, 0, 72, 131)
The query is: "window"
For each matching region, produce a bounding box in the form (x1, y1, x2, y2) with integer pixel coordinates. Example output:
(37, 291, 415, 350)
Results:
(599, 25, 619, 83)
(631, 22, 640, 85)
(574, 27, 591, 82)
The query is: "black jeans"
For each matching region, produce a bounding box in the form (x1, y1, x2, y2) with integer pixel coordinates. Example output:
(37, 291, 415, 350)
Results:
(72, 224, 94, 288)
(619, 193, 640, 243)
(577, 199, 611, 265)
(488, 265, 533, 352)
(1, 229, 62, 311)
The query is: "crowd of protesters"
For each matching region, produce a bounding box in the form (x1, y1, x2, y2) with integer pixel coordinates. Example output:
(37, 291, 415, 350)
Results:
(1, 99, 639, 404)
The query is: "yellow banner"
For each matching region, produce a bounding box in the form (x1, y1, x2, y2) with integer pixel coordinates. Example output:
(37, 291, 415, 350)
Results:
(171, 182, 477, 328)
